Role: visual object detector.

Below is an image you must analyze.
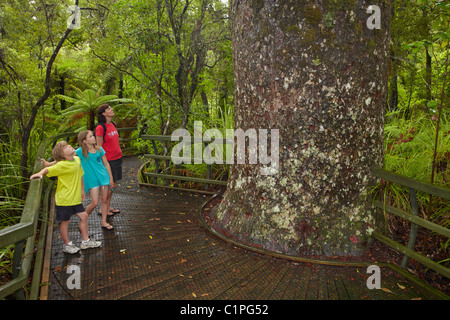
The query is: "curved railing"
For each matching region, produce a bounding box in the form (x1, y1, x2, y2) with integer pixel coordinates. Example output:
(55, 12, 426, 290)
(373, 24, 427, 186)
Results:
(139, 135, 228, 194)
(0, 127, 137, 299)
(371, 168, 450, 280)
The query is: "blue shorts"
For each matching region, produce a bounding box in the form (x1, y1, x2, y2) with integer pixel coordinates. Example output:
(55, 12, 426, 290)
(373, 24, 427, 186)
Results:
(55, 204, 85, 221)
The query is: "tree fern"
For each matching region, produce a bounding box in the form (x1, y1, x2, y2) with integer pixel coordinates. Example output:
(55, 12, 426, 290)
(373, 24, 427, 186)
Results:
(56, 84, 133, 130)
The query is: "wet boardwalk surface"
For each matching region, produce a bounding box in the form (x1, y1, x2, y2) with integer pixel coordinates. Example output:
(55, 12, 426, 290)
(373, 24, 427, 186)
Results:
(43, 157, 445, 301)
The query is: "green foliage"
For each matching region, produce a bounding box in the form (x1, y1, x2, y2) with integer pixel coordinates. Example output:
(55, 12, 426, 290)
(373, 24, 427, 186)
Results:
(384, 0, 449, 190)
(384, 110, 449, 185)
(57, 85, 134, 131)
(0, 130, 26, 229)
(373, 0, 450, 261)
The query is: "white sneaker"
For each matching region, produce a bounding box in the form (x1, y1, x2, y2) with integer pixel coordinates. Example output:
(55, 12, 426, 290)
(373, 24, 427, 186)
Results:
(63, 241, 80, 254)
(80, 239, 102, 249)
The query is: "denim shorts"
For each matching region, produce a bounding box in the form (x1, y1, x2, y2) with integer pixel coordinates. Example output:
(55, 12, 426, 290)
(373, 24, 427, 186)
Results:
(55, 204, 85, 221)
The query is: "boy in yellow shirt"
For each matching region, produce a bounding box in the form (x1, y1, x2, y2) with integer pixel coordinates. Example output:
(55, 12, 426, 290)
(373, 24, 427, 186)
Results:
(30, 141, 101, 254)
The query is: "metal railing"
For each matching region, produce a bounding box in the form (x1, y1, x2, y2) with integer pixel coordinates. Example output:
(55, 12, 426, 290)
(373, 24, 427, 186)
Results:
(371, 168, 450, 280)
(0, 127, 137, 299)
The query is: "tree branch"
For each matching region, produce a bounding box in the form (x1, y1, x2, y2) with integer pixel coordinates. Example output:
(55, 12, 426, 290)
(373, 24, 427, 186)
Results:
(20, 0, 78, 178)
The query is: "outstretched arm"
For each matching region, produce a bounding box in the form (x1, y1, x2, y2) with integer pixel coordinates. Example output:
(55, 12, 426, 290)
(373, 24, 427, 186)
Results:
(30, 168, 49, 180)
(41, 158, 56, 168)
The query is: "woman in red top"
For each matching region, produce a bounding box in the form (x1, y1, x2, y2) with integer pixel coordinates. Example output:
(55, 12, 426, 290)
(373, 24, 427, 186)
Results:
(96, 104, 122, 215)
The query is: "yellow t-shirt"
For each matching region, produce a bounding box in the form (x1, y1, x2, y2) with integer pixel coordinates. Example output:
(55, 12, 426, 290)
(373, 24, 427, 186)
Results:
(47, 157, 84, 206)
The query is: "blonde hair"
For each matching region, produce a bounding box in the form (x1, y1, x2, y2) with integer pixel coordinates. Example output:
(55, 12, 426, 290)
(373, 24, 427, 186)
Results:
(77, 130, 100, 159)
(52, 141, 69, 162)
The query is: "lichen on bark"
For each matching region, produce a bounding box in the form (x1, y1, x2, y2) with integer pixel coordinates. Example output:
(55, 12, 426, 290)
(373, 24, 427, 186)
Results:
(211, 0, 391, 256)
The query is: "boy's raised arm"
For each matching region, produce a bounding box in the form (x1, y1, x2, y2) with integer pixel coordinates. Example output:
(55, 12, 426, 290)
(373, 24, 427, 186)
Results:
(41, 158, 56, 168)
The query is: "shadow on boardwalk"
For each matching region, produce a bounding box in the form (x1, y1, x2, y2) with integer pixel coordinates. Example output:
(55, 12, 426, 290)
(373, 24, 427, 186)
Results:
(43, 156, 445, 301)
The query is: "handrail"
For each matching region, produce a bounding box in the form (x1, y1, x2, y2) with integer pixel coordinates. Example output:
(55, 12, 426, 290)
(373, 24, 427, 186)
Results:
(371, 167, 450, 279)
(0, 131, 69, 299)
(139, 135, 229, 194)
(372, 168, 450, 201)
(0, 127, 137, 299)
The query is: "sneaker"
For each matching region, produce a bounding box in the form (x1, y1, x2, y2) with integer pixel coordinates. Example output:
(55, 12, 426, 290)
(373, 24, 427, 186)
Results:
(63, 241, 80, 254)
(80, 239, 102, 250)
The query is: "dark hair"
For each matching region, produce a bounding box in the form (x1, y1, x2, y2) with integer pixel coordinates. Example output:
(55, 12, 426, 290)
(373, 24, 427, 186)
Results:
(97, 104, 109, 123)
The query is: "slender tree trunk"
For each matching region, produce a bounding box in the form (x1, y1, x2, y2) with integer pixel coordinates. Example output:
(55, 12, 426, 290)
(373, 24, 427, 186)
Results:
(210, 0, 391, 256)
(201, 90, 209, 115)
(19, 3, 76, 178)
(389, 54, 398, 111)
(388, 1, 399, 112)
(423, 9, 432, 103)
(59, 74, 66, 110)
(118, 74, 124, 98)
(425, 46, 432, 101)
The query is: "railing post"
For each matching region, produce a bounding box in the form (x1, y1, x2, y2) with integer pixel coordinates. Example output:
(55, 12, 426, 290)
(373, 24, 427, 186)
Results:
(401, 187, 419, 269)
(151, 140, 159, 185)
(12, 240, 25, 279)
(12, 240, 26, 299)
(204, 141, 210, 191)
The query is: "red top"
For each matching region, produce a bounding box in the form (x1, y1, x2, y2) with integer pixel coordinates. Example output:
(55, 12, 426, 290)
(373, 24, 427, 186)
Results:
(95, 123, 122, 161)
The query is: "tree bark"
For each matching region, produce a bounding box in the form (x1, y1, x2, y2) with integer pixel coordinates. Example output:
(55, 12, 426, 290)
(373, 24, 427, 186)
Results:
(210, 0, 390, 256)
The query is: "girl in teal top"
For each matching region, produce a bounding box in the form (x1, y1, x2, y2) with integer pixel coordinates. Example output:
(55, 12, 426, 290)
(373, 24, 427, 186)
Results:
(76, 130, 115, 230)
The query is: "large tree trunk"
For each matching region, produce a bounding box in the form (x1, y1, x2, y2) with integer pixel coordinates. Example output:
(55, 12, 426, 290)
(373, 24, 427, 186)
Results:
(210, 0, 390, 256)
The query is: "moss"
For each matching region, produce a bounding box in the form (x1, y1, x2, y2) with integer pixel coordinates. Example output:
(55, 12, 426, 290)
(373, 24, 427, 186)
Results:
(323, 11, 335, 28)
(285, 25, 302, 35)
(300, 28, 316, 46)
(258, 18, 272, 40)
(251, 0, 264, 13)
(304, 5, 322, 26)
(324, 0, 357, 12)
(341, 0, 357, 10)
(353, 15, 363, 35)
(312, 57, 322, 66)
(320, 27, 336, 47)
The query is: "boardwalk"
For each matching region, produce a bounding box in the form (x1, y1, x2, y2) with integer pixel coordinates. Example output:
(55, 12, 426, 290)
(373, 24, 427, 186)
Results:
(41, 157, 445, 301)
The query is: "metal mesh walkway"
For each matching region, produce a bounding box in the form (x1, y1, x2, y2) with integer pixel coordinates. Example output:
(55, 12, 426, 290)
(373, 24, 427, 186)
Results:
(42, 157, 444, 300)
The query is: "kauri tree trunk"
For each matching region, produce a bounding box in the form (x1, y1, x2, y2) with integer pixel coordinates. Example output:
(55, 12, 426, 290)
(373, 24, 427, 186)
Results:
(210, 0, 390, 256)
